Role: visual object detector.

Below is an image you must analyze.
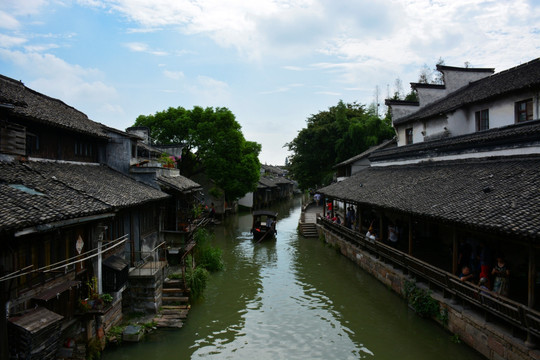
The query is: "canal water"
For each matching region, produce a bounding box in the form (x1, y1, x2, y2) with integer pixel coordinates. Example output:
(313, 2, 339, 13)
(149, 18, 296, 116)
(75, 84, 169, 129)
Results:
(103, 196, 484, 360)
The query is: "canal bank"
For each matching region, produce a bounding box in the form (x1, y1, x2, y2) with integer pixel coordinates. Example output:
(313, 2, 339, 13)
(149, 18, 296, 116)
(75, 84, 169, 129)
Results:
(318, 224, 540, 360)
(103, 197, 484, 360)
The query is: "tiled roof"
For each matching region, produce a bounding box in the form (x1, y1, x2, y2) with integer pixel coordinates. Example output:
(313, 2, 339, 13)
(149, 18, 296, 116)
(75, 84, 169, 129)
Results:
(0, 161, 110, 232)
(319, 156, 540, 241)
(262, 164, 287, 175)
(334, 138, 396, 167)
(0, 74, 109, 138)
(394, 58, 540, 125)
(258, 177, 278, 189)
(157, 174, 201, 193)
(371, 119, 540, 162)
(28, 161, 169, 208)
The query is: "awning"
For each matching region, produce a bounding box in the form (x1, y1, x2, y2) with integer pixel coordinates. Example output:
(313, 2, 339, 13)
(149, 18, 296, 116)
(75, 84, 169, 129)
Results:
(33, 280, 80, 301)
(103, 255, 129, 272)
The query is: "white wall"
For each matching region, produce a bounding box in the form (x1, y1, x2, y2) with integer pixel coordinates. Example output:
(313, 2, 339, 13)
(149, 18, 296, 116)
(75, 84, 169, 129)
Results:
(395, 91, 539, 146)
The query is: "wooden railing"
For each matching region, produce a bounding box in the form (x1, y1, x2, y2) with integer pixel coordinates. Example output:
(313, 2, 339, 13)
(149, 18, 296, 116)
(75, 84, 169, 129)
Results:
(318, 217, 540, 339)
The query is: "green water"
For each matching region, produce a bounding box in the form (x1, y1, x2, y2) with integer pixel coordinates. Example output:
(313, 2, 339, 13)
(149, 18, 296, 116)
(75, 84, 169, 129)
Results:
(103, 197, 484, 359)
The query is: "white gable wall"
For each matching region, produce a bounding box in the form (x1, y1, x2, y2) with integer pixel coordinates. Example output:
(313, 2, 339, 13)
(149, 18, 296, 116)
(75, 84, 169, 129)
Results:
(441, 68, 493, 93)
(395, 91, 539, 146)
(416, 87, 448, 107)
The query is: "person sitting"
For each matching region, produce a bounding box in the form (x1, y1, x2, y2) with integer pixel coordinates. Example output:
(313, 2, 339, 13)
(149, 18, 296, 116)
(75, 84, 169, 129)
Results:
(266, 217, 274, 230)
(478, 277, 490, 293)
(365, 226, 377, 243)
(459, 266, 474, 283)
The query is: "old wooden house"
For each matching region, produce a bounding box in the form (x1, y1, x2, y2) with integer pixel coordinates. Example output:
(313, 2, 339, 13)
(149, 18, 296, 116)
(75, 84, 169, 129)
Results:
(318, 58, 540, 358)
(0, 74, 202, 358)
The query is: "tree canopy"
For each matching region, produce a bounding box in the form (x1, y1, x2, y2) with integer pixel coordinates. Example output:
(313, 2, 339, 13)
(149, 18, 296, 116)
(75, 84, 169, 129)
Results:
(134, 106, 261, 201)
(286, 100, 394, 190)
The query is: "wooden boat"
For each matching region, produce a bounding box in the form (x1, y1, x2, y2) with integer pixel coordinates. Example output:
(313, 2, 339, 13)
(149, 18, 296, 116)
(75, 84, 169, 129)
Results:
(251, 210, 277, 241)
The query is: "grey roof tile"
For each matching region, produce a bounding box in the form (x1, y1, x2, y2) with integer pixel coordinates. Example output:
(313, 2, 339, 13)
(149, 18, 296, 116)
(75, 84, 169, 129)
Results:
(0, 161, 111, 231)
(394, 58, 540, 125)
(157, 174, 201, 193)
(0, 75, 109, 138)
(0, 160, 170, 232)
(28, 161, 169, 208)
(319, 157, 540, 240)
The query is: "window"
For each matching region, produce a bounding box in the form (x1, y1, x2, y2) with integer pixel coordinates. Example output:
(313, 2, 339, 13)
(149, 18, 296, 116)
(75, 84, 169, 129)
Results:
(405, 128, 413, 145)
(26, 132, 39, 155)
(475, 109, 489, 131)
(516, 99, 533, 123)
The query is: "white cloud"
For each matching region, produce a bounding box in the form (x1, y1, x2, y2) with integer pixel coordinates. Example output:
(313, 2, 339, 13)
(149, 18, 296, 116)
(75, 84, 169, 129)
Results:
(163, 70, 184, 80)
(0, 33, 27, 47)
(0, 48, 119, 120)
(186, 75, 231, 105)
(0, 11, 20, 30)
(24, 43, 60, 52)
(123, 42, 168, 56)
(0, 0, 48, 17)
(282, 65, 305, 71)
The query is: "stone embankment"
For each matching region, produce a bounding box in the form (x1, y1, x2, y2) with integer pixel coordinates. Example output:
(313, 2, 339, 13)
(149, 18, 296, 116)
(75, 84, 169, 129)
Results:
(319, 226, 540, 360)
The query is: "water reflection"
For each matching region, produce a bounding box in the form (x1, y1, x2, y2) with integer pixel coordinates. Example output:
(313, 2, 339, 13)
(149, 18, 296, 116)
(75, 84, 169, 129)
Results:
(191, 202, 369, 360)
(103, 197, 483, 360)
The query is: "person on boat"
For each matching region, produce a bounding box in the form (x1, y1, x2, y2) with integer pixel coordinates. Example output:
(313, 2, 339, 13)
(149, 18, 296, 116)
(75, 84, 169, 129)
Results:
(266, 217, 274, 230)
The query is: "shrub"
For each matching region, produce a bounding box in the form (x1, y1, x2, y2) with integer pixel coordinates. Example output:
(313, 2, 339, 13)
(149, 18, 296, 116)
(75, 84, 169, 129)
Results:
(193, 229, 224, 272)
(187, 266, 209, 300)
(403, 280, 439, 318)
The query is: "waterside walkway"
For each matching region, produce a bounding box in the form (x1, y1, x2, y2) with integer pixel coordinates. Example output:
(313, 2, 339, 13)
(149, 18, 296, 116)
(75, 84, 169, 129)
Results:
(298, 202, 323, 237)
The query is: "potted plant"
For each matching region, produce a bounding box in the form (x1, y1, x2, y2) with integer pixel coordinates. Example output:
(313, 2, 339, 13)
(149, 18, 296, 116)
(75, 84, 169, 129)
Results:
(158, 153, 178, 168)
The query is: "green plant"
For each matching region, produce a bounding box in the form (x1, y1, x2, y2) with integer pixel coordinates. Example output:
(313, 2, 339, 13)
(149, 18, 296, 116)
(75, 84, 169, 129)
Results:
(86, 337, 102, 360)
(106, 325, 125, 345)
(438, 307, 449, 326)
(192, 203, 203, 219)
(100, 293, 113, 304)
(87, 276, 99, 299)
(169, 272, 182, 279)
(158, 153, 177, 167)
(403, 280, 439, 318)
(79, 299, 91, 313)
(141, 321, 157, 331)
(193, 229, 224, 272)
(187, 266, 209, 300)
(450, 333, 461, 344)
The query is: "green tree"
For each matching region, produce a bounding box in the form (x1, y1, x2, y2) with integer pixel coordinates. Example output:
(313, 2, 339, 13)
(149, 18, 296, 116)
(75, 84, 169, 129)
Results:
(134, 106, 261, 201)
(286, 100, 394, 190)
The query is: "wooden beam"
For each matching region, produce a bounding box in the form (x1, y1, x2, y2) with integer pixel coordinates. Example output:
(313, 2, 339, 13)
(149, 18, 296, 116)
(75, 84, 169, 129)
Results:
(408, 216, 413, 255)
(452, 228, 458, 275)
(528, 243, 535, 308)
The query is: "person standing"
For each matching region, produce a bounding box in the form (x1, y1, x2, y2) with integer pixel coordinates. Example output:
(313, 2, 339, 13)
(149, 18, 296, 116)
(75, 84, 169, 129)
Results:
(492, 257, 509, 296)
(388, 222, 399, 248)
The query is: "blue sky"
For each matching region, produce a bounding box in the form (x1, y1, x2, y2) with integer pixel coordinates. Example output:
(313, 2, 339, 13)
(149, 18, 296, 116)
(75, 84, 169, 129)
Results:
(1, 0, 539, 165)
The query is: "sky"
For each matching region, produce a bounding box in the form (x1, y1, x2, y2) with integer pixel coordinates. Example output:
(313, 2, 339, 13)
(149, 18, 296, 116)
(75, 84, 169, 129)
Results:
(1, 1, 539, 165)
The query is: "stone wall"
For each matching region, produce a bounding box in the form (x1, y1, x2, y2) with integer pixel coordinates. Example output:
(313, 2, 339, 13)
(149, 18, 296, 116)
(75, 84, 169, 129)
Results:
(319, 226, 540, 360)
(125, 271, 163, 314)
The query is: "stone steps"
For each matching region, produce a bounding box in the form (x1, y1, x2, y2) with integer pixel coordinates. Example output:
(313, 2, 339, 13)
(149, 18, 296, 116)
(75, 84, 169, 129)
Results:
(162, 296, 189, 303)
(154, 278, 191, 328)
(299, 223, 318, 237)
